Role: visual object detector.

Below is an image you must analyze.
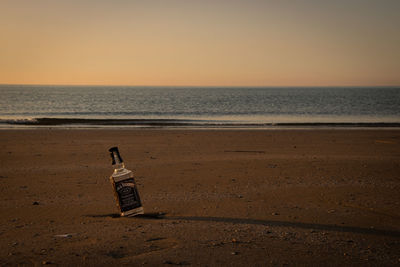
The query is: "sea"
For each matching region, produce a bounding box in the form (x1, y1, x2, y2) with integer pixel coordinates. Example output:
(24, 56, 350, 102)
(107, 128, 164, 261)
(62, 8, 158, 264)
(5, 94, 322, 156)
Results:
(1, 85, 399, 128)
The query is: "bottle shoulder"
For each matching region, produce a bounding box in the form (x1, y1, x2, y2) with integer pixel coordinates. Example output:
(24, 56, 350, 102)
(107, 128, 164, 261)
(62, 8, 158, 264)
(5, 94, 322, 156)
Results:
(111, 168, 133, 181)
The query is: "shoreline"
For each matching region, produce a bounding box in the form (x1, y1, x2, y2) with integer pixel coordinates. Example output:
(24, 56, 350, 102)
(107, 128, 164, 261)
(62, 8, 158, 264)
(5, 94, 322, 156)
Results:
(3, 126, 400, 131)
(1, 117, 400, 130)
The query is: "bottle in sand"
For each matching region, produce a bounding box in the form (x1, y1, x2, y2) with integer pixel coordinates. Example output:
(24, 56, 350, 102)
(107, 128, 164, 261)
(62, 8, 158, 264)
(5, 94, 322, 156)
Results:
(108, 147, 144, 217)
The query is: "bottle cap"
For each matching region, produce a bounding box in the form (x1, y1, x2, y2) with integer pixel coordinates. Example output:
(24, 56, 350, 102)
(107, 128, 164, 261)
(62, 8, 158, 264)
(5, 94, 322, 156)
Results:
(109, 147, 123, 165)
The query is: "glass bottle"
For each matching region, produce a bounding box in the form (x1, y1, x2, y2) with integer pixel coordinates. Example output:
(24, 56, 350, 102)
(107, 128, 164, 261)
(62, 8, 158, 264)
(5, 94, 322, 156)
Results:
(108, 147, 144, 216)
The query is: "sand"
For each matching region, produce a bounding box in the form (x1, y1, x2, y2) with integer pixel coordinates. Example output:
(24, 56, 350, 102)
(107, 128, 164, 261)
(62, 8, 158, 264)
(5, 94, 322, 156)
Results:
(0, 128, 399, 266)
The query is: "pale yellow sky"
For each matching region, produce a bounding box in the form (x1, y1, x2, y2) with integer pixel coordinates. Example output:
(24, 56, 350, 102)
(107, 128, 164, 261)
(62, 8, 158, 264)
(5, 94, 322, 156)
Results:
(1, 0, 399, 86)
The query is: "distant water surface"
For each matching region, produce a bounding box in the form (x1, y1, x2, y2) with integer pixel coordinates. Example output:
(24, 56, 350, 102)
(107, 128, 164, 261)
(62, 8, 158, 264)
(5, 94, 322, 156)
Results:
(0, 85, 399, 127)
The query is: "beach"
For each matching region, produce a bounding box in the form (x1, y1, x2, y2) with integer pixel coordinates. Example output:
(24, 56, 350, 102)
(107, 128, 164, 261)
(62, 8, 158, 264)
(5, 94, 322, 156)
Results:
(0, 128, 399, 266)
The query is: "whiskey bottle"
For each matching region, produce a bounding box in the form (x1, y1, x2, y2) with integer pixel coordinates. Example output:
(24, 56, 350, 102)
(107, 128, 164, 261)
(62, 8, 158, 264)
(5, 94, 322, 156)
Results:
(108, 147, 144, 217)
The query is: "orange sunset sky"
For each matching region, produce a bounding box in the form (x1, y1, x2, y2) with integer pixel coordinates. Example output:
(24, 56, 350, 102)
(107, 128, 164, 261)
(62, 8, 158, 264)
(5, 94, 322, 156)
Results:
(1, 0, 399, 86)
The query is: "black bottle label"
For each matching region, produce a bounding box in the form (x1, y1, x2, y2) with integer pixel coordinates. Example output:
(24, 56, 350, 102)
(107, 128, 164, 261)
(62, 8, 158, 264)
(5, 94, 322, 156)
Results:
(115, 178, 142, 212)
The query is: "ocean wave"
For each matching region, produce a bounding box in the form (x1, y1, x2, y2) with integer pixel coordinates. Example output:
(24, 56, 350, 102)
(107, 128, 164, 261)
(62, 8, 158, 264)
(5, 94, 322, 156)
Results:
(1, 117, 400, 128)
(0, 118, 39, 125)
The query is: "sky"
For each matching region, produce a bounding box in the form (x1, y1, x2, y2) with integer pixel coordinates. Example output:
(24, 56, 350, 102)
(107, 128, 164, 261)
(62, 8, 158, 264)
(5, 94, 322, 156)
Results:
(1, 0, 399, 86)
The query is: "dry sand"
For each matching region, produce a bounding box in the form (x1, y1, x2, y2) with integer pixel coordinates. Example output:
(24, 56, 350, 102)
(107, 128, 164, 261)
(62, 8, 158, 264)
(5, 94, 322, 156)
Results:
(0, 129, 399, 266)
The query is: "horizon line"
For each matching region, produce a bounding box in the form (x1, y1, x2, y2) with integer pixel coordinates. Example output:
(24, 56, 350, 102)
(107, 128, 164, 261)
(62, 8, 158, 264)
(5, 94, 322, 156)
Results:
(1, 83, 399, 88)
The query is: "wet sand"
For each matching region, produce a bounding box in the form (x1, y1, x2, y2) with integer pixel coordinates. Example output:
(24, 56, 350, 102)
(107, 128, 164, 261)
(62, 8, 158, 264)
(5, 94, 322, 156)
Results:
(0, 129, 399, 266)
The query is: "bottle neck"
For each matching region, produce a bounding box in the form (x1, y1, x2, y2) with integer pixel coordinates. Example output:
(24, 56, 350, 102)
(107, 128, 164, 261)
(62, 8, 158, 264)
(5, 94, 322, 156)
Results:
(113, 162, 126, 172)
(109, 147, 126, 172)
